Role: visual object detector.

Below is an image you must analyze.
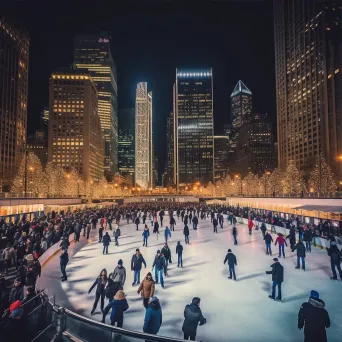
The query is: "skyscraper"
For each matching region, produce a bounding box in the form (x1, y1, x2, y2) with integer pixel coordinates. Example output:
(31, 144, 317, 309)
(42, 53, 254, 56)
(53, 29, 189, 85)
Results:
(118, 108, 135, 181)
(174, 69, 214, 187)
(214, 136, 230, 181)
(166, 111, 175, 185)
(0, 18, 29, 191)
(48, 70, 104, 181)
(231, 80, 252, 130)
(73, 33, 118, 176)
(135, 82, 153, 189)
(274, 1, 342, 178)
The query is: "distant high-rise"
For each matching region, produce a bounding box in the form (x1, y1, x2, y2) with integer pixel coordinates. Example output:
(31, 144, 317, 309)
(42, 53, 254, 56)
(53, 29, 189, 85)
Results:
(166, 111, 175, 185)
(48, 70, 104, 181)
(73, 33, 118, 175)
(231, 80, 252, 130)
(118, 108, 135, 181)
(274, 1, 342, 178)
(214, 136, 230, 181)
(135, 82, 153, 189)
(0, 18, 29, 190)
(27, 130, 48, 167)
(174, 69, 214, 187)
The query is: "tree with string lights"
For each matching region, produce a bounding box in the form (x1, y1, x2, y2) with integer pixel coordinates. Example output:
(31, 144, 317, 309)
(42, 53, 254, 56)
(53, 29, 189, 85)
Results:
(268, 168, 285, 196)
(283, 160, 304, 195)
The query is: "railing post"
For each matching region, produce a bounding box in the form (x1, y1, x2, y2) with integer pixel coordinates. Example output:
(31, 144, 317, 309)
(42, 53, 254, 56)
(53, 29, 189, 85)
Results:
(54, 307, 66, 341)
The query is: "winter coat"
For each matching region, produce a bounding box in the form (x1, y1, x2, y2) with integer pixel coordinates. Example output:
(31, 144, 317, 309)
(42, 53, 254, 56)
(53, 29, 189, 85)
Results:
(114, 228, 121, 238)
(183, 225, 189, 236)
(105, 278, 119, 299)
(223, 252, 237, 266)
(192, 216, 198, 224)
(184, 216, 188, 225)
(303, 229, 313, 242)
(137, 278, 155, 298)
(8, 285, 24, 304)
(103, 296, 129, 322)
(266, 262, 284, 283)
(182, 303, 207, 337)
(89, 277, 108, 294)
(170, 217, 176, 225)
(142, 229, 150, 238)
(143, 299, 162, 334)
(111, 266, 126, 286)
(298, 298, 330, 342)
(102, 234, 111, 246)
(248, 220, 253, 229)
(287, 228, 296, 243)
(161, 246, 171, 262)
(152, 255, 166, 270)
(164, 228, 171, 238)
(176, 244, 183, 254)
(60, 252, 69, 266)
(232, 226, 237, 235)
(264, 233, 273, 244)
(153, 222, 159, 233)
(294, 242, 306, 257)
(135, 217, 140, 225)
(327, 245, 341, 262)
(131, 254, 147, 271)
(2, 247, 15, 261)
(213, 218, 218, 226)
(275, 235, 287, 246)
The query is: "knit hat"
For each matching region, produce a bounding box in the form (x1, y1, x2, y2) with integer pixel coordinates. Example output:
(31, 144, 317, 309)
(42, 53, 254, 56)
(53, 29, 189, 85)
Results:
(157, 250, 160, 254)
(136, 248, 140, 252)
(118, 259, 123, 265)
(310, 290, 319, 299)
(228, 249, 232, 252)
(11, 307, 23, 318)
(273, 258, 279, 262)
(10, 300, 23, 318)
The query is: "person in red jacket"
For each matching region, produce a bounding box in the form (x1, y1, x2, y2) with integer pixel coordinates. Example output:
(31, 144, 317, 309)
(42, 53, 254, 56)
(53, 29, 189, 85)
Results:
(275, 233, 287, 258)
(248, 219, 253, 235)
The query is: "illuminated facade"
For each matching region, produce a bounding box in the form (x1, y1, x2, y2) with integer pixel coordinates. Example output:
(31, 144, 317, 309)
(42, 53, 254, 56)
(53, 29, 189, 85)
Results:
(174, 69, 214, 187)
(48, 71, 104, 181)
(0, 18, 29, 190)
(231, 80, 252, 130)
(27, 130, 48, 166)
(118, 108, 135, 180)
(74, 33, 118, 175)
(274, 1, 342, 178)
(135, 83, 153, 189)
(166, 111, 175, 185)
(214, 136, 230, 181)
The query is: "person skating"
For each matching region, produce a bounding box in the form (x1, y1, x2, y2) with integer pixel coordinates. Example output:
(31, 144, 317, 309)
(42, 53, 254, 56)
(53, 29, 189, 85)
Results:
(327, 241, 342, 280)
(266, 258, 284, 302)
(164, 226, 171, 243)
(303, 228, 313, 252)
(223, 249, 237, 280)
(99, 224, 104, 243)
(192, 215, 198, 230)
(105, 275, 117, 302)
(183, 223, 190, 244)
(143, 296, 162, 336)
(161, 243, 172, 276)
(176, 241, 183, 268)
(86, 223, 91, 239)
(153, 220, 160, 234)
(60, 249, 69, 281)
(232, 223, 238, 245)
(286, 226, 296, 252)
(275, 233, 287, 258)
(213, 217, 218, 233)
(137, 272, 155, 309)
(182, 297, 207, 341)
(142, 225, 150, 246)
(294, 240, 306, 270)
(101, 290, 129, 327)
(114, 226, 120, 246)
(159, 210, 164, 227)
(152, 250, 166, 288)
(218, 213, 224, 228)
(111, 259, 126, 289)
(170, 216, 176, 231)
(131, 249, 147, 286)
(89, 268, 108, 315)
(102, 232, 111, 254)
(298, 290, 330, 342)
(135, 216, 140, 231)
(248, 219, 253, 235)
(260, 222, 267, 238)
(264, 232, 273, 255)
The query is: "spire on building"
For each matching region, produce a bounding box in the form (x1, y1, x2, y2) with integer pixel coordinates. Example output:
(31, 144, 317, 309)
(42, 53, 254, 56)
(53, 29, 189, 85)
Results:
(231, 80, 252, 97)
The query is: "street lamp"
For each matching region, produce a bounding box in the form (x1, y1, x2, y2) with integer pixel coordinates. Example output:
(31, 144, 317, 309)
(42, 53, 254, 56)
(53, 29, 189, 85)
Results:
(264, 171, 271, 196)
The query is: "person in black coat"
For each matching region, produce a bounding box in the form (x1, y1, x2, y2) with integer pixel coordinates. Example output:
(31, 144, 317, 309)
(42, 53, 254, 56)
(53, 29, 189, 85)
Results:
(99, 225, 104, 243)
(286, 227, 296, 252)
(176, 241, 183, 268)
(182, 297, 207, 341)
(8, 278, 24, 305)
(131, 249, 147, 286)
(135, 217, 140, 231)
(60, 249, 69, 281)
(266, 258, 284, 302)
(213, 218, 218, 233)
(327, 241, 342, 280)
(232, 225, 238, 245)
(89, 269, 108, 315)
(223, 249, 237, 280)
(170, 216, 176, 231)
(192, 215, 198, 230)
(183, 224, 190, 244)
(264, 232, 273, 255)
(294, 240, 306, 270)
(102, 232, 111, 254)
(303, 229, 313, 252)
(298, 290, 330, 342)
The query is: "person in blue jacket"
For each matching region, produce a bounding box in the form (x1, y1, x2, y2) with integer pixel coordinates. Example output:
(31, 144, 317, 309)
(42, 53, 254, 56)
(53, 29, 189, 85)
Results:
(101, 290, 129, 327)
(164, 226, 171, 243)
(143, 296, 162, 336)
(142, 225, 150, 247)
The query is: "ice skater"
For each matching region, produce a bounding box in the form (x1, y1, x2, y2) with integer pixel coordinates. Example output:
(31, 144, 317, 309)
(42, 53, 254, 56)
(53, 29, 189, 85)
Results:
(161, 243, 172, 276)
(248, 219, 253, 235)
(176, 241, 183, 268)
(213, 217, 218, 233)
(164, 226, 171, 243)
(102, 232, 111, 254)
(232, 223, 238, 245)
(327, 241, 342, 280)
(135, 216, 140, 231)
(114, 226, 120, 246)
(223, 249, 237, 280)
(264, 232, 273, 255)
(184, 223, 190, 244)
(131, 249, 147, 286)
(170, 216, 176, 231)
(266, 258, 284, 302)
(192, 215, 198, 230)
(218, 213, 224, 228)
(275, 233, 287, 258)
(89, 268, 108, 315)
(303, 228, 313, 252)
(142, 225, 150, 246)
(60, 249, 69, 282)
(152, 250, 166, 288)
(294, 240, 306, 270)
(99, 225, 104, 243)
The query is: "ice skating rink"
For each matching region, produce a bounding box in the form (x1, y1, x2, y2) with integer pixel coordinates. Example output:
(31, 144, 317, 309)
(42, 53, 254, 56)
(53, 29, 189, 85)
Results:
(39, 215, 342, 341)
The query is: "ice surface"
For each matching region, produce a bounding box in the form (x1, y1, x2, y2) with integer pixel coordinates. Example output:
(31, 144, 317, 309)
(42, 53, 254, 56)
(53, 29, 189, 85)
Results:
(39, 215, 342, 341)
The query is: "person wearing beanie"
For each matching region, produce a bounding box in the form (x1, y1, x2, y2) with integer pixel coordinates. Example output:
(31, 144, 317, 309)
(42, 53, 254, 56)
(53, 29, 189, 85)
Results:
(131, 249, 147, 286)
(182, 297, 207, 340)
(223, 249, 237, 280)
(143, 296, 162, 335)
(327, 241, 342, 280)
(137, 272, 155, 309)
(152, 250, 166, 288)
(102, 290, 129, 327)
(298, 290, 330, 342)
(266, 258, 284, 302)
(111, 259, 126, 288)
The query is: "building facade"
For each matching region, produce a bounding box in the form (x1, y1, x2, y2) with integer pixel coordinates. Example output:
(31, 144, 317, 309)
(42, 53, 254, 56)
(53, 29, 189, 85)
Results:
(0, 18, 29, 191)
(73, 33, 118, 176)
(166, 111, 175, 185)
(174, 69, 214, 187)
(135, 82, 153, 189)
(231, 80, 252, 130)
(214, 136, 230, 181)
(27, 130, 48, 167)
(274, 0, 342, 178)
(118, 108, 135, 181)
(48, 71, 104, 181)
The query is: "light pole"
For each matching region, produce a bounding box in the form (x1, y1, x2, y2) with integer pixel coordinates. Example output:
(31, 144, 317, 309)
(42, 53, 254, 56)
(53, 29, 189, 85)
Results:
(265, 171, 271, 197)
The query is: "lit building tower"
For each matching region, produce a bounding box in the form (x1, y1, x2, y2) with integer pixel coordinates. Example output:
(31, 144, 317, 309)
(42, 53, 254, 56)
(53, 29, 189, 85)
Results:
(214, 136, 230, 181)
(274, 1, 342, 178)
(166, 111, 175, 185)
(230, 80, 252, 130)
(48, 70, 104, 181)
(118, 108, 135, 182)
(174, 69, 214, 187)
(73, 33, 118, 176)
(0, 18, 29, 191)
(135, 82, 153, 189)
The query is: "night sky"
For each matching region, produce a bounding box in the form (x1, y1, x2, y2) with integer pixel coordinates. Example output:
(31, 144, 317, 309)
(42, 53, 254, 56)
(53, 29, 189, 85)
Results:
(2, 0, 275, 178)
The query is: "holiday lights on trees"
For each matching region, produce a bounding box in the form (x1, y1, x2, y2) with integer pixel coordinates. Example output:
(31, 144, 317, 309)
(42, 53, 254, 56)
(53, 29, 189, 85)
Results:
(282, 160, 304, 195)
(268, 168, 285, 196)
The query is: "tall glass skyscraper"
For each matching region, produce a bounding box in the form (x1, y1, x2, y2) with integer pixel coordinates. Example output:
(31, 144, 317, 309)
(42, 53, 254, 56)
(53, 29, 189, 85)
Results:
(174, 69, 214, 187)
(135, 83, 153, 189)
(73, 33, 118, 175)
(231, 80, 252, 130)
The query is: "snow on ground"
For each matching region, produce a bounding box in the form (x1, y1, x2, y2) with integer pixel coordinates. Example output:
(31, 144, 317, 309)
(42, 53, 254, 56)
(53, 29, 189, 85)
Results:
(39, 215, 342, 342)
